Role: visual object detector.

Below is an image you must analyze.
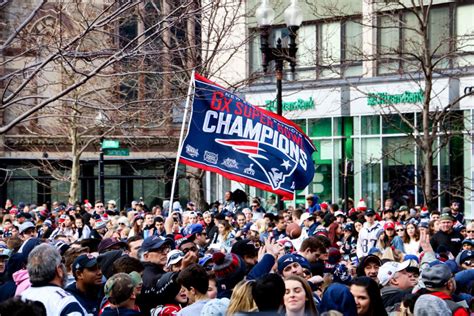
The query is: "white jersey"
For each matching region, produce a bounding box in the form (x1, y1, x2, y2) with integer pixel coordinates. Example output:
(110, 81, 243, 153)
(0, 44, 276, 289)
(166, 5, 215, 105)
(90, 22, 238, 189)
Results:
(356, 221, 383, 258)
(21, 285, 88, 316)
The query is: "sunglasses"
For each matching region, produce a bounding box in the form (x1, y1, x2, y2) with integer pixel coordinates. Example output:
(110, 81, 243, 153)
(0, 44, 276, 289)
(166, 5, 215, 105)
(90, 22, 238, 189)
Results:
(396, 229, 405, 232)
(467, 230, 474, 233)
(150, 246, 171, 254)
(182, 246, 197, 254)
(167, 251, 184, 264)
(463, 260, 474, 266)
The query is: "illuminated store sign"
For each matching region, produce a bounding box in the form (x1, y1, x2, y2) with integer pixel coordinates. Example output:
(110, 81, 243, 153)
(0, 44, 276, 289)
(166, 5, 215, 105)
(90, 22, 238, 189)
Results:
(367, 90, 424, 106)
(265, 97, 315, 112)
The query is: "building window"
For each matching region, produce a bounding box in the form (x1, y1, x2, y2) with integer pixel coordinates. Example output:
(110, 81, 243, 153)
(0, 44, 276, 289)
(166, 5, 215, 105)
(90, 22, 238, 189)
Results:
(318, 19, 363, 78)
(320, 22, 341, 67)
(297, 117, 352, 204)
(456, 4, 474, 67)
(382, 114, 414, 135)
(377, 5, 452, 74)
(248, 18, 362, 78)
(249, 31, 262, 75)
(118, 16, 138, 49)
(297, 25, 317, 68)
(342, 19, 363, 76)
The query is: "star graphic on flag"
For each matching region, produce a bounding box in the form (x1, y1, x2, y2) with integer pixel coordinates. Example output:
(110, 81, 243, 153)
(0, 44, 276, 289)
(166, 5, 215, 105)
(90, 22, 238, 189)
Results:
(281, 160, 291, 170)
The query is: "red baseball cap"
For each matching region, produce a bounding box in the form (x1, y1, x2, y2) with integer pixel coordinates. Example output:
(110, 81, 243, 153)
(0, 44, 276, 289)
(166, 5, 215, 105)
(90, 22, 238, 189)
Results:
(384, 222, 395, 230)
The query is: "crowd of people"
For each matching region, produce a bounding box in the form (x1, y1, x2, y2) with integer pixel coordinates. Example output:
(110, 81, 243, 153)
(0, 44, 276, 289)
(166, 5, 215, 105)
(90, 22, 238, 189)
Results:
(0, 192, 473, 316)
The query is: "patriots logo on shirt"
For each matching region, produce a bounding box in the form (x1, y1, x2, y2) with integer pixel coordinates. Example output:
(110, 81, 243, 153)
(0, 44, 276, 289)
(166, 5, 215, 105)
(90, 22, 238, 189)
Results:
(216, 138, 297, 191)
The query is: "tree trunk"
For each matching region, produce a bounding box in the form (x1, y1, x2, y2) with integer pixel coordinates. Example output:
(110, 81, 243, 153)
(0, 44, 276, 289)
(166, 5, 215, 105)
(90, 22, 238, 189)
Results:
(69, 154, 80, 204)
(187, 166, 206, 210)
(422, 149, 434, 208)
(69, 127, 80, 204)
(186, 0, 196, 70)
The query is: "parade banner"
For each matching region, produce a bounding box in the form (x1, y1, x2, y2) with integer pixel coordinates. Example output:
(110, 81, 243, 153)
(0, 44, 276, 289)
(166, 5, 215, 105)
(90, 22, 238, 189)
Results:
(179, 73, 316, 199)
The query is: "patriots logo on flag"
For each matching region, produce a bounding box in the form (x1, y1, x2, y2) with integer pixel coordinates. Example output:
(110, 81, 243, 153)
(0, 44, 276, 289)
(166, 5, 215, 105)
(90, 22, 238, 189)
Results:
(178, 73, 316, 199)
(216, 139, 297, 191)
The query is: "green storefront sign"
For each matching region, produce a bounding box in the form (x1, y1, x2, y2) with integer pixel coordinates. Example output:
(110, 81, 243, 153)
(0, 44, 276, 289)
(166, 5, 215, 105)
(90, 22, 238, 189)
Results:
(367, 89, 424, 106)
(103, 148, 130, 156)
(265, 97, 315, 112)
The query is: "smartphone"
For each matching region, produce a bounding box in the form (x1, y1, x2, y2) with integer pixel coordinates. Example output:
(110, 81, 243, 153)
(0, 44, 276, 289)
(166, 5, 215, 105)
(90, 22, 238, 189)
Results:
(349, 253, 359, 267)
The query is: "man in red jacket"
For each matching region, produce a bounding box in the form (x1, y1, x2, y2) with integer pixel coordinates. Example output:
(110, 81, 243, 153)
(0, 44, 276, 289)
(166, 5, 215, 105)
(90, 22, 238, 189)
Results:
(420, 263, 469, 316)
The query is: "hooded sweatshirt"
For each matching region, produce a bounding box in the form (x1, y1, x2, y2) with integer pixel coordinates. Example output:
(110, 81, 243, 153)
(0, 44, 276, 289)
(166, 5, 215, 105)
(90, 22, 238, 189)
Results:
(13, 269, 30, 296)
(0, 253, 27, 302)
(319, 283, 357, 316)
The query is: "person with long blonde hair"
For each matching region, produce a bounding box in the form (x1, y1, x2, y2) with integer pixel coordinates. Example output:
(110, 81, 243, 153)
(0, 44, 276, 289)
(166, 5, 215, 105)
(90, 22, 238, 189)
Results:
(226, 280, 257, 315)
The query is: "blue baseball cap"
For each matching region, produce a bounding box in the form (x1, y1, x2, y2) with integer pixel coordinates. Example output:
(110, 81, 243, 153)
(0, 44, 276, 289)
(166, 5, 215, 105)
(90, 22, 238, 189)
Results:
(141, 236, 174, 253)
(188, 223, 203, 235)
(72, 254, 98, 276)
(199, 255, 213, 266)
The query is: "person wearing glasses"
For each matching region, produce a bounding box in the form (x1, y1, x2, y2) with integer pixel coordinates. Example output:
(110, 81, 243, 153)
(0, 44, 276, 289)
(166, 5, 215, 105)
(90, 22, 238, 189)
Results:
(250, 198, 265, 220)
(138, 235, 174, 314)
(94, 201, 105, 214)
(395, 223, 405, 238)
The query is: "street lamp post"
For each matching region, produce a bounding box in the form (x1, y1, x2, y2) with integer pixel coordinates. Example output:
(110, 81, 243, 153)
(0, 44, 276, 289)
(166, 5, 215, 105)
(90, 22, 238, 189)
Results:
(96, 112, 107, 204)
(99, 137, 105, 204)
(256, 0, 303, 210)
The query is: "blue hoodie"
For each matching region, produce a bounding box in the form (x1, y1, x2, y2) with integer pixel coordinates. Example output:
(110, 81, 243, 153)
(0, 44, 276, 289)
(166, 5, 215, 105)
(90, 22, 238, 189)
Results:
(308, 195, 320, 214)
(101, 307, 141, 316)
(319, 283, 357, 316)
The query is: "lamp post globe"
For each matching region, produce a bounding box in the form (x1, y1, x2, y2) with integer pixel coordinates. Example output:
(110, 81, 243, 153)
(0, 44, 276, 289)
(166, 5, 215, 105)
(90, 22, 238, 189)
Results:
(284, 0, 303, 27)
(255, 0, 275, 26)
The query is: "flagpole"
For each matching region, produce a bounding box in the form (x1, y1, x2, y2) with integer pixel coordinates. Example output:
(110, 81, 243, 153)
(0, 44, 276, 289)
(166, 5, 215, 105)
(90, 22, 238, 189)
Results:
(169, 69, 195, 214)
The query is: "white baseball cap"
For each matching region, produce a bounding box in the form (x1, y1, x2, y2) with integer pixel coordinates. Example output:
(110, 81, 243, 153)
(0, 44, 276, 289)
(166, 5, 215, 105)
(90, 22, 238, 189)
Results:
(166, 249, 184, 267)
(377, 260, 411, 286)
(300, 213, 314, 223)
